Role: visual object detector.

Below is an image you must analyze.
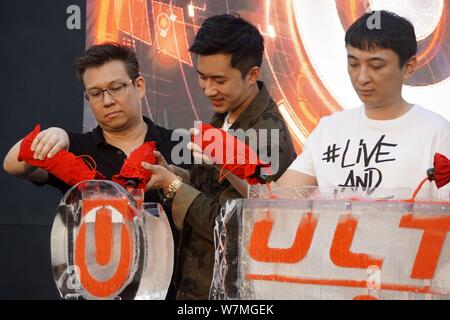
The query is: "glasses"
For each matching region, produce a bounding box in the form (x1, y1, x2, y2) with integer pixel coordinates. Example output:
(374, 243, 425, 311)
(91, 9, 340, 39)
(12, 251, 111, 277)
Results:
(85, 79, 134, 102)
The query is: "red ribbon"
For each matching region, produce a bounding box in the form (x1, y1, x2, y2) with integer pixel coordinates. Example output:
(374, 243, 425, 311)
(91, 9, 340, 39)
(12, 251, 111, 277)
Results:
(112, 141, 157, 190)
(192, 124, 270, 184)
(18, 124, 105, 185)
(428, 153, 450, 188)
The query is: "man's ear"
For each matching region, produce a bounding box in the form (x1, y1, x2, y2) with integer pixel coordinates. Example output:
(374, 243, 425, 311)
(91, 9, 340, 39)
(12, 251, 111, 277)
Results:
(246, 66, 260, 84)
(403, 56, 417, 80)
(135, 75, 146, 98)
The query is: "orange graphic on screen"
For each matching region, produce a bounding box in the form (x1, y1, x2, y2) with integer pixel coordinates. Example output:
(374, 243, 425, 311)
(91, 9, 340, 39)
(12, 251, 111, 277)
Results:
(152, 1, 193, 66)
(86, 0, 450, 154)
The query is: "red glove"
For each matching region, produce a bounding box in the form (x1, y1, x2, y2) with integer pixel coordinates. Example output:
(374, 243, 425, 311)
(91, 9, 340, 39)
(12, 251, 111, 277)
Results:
(18, 124, 105, 186)
(428, 153, 450, 188)
(112, 141, 157, 190)
(192, 124, 271, 184)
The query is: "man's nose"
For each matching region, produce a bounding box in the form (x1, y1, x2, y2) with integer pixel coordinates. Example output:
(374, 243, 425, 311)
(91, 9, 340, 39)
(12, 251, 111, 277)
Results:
(102, 90, 115, 106)
(356, 66, 371, 85)
(204, 81, 218, 97)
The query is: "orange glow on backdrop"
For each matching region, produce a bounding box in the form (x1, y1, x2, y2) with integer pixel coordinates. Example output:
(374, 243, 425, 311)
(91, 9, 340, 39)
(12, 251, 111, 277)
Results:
(85, 0, 450, 154)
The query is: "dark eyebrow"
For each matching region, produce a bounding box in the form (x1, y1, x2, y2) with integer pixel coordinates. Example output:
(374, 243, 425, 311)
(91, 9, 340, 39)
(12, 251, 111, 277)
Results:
(196, 70, 226, 80)
(347, 54, 386, 63)
(367, 57, 386, 63)
(86, 79, 124, 91)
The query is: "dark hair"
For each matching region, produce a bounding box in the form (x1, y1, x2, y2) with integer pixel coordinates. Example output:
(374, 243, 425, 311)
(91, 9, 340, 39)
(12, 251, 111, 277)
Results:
(345, 10, 417, 67)
(189, 13, 264, 77)
(75, 42, 140, 85)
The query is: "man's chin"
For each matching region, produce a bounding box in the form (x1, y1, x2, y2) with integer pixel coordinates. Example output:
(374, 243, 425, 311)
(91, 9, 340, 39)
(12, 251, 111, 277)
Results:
(363, 100, 385, 109)
(213, 106, 229, 114)
(100, 119, 128, 131)
(359, 96, 381, 107)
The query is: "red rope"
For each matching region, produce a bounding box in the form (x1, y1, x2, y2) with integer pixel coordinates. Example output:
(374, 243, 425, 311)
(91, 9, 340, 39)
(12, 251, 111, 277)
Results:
(265, 180, 279, 199)
(408, 177, 429, 202)
(217, 155, 280, 199)
(78, 154, 97, 171)
(218, 162, 246, 183)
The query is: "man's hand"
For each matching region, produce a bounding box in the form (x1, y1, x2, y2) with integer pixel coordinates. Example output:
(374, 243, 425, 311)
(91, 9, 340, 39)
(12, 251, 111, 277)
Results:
(153, 150, 174, 173)
(188, 127, 213, 165)
(31, 127, 69, 160)
(142, 162, 177, 191)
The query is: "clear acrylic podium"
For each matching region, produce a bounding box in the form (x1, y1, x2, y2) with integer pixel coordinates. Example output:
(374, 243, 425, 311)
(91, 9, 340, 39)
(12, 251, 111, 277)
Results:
(50, 180, 174, 300)
(211, 185, 450, 300)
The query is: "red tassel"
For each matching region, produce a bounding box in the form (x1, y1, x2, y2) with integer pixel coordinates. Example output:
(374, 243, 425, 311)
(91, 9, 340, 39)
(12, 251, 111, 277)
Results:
(112, 141, 157, 190)
(18, 124, 105, 185)
(192, 124, 270, 184)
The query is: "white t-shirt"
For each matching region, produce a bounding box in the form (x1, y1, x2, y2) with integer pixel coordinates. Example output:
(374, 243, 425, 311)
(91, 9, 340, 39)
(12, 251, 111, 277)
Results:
(289, 105, 450, 197)
(222, 113, 233, 131)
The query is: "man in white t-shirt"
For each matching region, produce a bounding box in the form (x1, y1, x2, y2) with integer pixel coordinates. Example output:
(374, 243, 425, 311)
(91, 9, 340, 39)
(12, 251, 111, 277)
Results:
(277, 10, 450, 197)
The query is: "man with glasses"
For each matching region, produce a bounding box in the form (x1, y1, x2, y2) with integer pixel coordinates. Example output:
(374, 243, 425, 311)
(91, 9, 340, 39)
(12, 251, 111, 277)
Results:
(3, 42, 185, 205)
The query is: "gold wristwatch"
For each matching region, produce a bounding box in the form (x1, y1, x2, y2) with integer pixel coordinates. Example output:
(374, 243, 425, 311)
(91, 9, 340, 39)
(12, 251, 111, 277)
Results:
(163, 175, 183, 199)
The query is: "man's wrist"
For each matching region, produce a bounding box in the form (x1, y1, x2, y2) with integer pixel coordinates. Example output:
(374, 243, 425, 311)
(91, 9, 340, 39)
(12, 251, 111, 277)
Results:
(64, 131, 70, 150)
(163, 175, 183, 199)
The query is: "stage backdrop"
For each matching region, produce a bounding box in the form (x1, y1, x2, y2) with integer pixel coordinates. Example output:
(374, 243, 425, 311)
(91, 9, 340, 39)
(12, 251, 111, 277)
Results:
(84, 0, 450, 153)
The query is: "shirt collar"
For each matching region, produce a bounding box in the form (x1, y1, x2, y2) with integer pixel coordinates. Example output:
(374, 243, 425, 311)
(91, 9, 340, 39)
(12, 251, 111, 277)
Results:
(210, 81, 272, 130)
(92, 116, 155, 146)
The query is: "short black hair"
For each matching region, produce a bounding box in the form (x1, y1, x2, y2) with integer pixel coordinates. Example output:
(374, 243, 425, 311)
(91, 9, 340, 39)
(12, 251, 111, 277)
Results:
(189, 13, 264, 77)
(345, 10, 417, 67)
(75, 42, 140, 85)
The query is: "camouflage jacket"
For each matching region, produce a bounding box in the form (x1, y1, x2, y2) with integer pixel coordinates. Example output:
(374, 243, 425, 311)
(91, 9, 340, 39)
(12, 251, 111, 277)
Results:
(170, 81, 296, 299)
